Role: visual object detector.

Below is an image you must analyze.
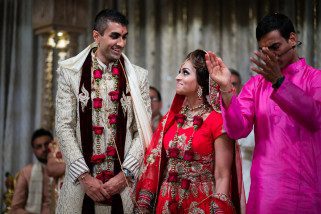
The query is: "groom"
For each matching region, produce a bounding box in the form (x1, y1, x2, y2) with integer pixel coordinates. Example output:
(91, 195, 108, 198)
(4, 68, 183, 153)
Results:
(55, 9, 152, 213)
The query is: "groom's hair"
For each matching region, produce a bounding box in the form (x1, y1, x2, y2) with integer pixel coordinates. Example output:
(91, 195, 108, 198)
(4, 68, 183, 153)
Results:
(93, 9, 129, 35)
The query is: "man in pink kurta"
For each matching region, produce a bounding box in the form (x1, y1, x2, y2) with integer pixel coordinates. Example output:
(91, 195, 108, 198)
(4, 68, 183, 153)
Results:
(223, 58, 321, 213)
(206, 13, 321, 213)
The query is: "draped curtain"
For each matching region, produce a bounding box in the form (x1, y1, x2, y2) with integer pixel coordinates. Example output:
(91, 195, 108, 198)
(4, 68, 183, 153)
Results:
(0, 0, 43, 207)
(0, 0, 320, 210)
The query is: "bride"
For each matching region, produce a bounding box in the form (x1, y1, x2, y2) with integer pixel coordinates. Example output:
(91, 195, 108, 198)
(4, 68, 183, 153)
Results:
(135, 49, 244, 214)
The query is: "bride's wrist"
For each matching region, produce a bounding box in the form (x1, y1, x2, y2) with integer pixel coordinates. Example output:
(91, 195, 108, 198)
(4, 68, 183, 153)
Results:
(219, 84, 235, 94)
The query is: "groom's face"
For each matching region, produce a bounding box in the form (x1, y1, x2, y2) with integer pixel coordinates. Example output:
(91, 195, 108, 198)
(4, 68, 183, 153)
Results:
(93, 21, 128, 63)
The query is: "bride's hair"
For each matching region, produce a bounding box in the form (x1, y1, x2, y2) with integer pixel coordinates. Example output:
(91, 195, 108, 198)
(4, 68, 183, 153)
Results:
(185, 50, 209, 97)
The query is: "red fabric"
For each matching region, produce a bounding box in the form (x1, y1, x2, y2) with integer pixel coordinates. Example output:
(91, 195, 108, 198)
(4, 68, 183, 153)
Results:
(135, 95, 184, 199)
(135, 94, 244, 213)
(162, 111, 222, 154)
(155, 111, 228, 213)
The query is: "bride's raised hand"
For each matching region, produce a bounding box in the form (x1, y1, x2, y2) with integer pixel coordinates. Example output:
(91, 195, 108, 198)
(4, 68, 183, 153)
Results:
(205, 51, 231, 89)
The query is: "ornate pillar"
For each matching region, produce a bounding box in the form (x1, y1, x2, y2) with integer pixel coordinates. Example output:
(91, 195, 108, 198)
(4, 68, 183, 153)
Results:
(32, 0, 88, 131)
(41, 33, 55, 130)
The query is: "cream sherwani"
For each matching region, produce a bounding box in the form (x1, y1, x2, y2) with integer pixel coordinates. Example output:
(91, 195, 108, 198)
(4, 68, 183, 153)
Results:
(55, 43, 152, 213)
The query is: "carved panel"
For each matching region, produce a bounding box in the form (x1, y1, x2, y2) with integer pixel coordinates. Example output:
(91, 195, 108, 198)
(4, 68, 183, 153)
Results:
(32, 0, 88, 34)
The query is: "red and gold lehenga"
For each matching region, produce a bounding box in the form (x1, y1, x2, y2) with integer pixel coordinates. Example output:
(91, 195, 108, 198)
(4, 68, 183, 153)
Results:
(135, 95, 245, 214)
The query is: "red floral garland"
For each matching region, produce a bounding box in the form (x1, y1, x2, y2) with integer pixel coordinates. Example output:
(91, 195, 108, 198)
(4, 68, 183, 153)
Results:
(91, 57, 121, 183)
(167, 104, 209, 209)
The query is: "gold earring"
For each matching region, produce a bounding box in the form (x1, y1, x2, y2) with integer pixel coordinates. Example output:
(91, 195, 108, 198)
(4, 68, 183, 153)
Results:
(197, 87, 203, 98)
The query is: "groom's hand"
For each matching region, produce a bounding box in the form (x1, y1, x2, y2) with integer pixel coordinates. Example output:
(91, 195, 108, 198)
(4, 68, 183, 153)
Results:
(102, 172, 132, 196)
(79, 173, 110, 202)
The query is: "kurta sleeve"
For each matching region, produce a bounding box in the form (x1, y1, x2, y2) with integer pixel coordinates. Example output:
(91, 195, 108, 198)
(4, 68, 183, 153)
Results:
(270, 76, 321, 132)
(221, 77, 257, 140)
(11, 167, 30, 214)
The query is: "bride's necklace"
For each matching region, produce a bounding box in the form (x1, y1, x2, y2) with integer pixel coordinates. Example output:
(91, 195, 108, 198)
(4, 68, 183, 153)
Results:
(184, 103, 208, 122)
(189, 103, 206, 111)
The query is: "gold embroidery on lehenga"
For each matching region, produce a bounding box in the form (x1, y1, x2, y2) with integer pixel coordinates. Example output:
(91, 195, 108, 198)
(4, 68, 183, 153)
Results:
(146, 141, 162, 165)
(203, 182, 210, 196)
(188, 202, 205, 214)
(161, 201, 170, 214)
(161, 184, 168, 197)
(190, 183, 199, 197)
(209, 200, 220, 214)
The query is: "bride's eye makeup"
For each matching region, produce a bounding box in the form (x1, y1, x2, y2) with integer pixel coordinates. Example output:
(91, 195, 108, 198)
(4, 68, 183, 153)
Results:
(179, 68, 190, 76)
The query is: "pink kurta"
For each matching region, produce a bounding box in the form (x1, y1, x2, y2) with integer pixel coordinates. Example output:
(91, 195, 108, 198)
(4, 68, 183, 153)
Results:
(222, 58, 321, 213)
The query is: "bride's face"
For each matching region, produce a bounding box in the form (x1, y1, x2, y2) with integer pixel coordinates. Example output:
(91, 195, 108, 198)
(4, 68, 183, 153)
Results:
(176, 60, 199, 96)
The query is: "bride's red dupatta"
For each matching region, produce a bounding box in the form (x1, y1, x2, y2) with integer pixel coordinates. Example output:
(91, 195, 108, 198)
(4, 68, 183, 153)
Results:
(134, 94, 185, 212)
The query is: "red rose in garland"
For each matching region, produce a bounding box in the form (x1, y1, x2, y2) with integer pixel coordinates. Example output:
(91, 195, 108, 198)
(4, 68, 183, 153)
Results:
(168, 147, 180, 158)
(108, 114, 118, 125)
(168, 200, 179, 213)
(96, 170, 114, 183)
(103, 170, 114, 181)
(96, 171, 104, 182)
(108, 90, 120, 102)
(193, 116, 203, 129)
(106, 146, 117, 157)
(167, 171, 178, 182)
(92, 126, 104, 135)
(91, 154, 106, 164)
(93, 69, 103, 79)
(175, 114, 186, 127)
(183, 149, 194, 161)
(112, 67, 120, 76)
(93, 98, 103, 109)
(181, 178, 191, 190)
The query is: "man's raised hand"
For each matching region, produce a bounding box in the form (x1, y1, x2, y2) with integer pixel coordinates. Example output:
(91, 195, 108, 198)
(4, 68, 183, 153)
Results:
(205, 51, 232, 91)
